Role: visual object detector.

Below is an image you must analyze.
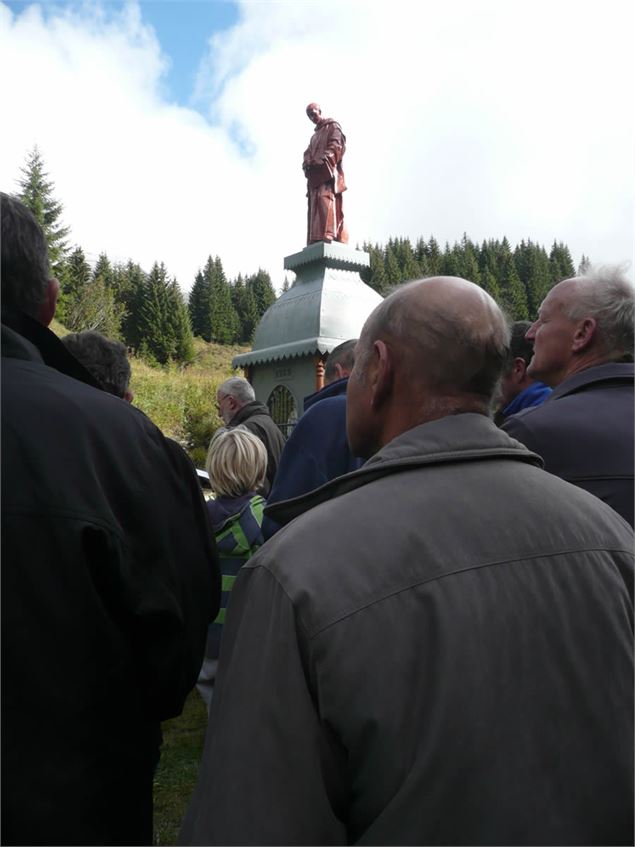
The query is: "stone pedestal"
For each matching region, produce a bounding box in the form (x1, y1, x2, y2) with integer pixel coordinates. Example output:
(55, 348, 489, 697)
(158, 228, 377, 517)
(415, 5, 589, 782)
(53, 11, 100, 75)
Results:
(232, 242, 382, 432)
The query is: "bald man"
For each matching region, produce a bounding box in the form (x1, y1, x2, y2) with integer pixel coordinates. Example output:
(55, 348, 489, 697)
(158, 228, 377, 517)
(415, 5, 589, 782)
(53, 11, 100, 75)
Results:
(180, 278, 633, 846)
(503, 266, 634, 525)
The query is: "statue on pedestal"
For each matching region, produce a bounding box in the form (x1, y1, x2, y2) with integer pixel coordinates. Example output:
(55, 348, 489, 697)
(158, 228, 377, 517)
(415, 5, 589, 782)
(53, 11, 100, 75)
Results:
(302, 102, 348, 245)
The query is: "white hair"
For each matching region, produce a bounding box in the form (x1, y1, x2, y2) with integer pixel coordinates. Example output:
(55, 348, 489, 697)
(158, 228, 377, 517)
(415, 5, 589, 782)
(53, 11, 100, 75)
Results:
(206, 426, 266, 497)
(564, 264, 634, 360)
(218, 376, 255, 405)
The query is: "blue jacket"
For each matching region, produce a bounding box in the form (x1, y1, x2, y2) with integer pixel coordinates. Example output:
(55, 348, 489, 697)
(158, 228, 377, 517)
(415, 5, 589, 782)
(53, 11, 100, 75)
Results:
(263, 378, 364, 539)
(502, 380, 552, 418)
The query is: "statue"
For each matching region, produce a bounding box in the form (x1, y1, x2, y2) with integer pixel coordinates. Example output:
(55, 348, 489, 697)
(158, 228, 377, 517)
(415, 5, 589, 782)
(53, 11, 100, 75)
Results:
(302, 102, 348, 245)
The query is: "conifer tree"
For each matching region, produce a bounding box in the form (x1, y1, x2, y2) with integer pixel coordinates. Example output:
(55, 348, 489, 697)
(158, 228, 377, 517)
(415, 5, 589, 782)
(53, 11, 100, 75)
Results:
(384, 244, 402, 287)
(17, 146, 70, 273)
(140, 262, 177, 364)
(210, 257, 239, 344)
(168, 278, 195, 364)
(578, 254, 591, 275)
(232, 274, 259, 343)
(368, 244, 388, 293)
(66, 276, 124, 338)
(189, 268, 213, 341)
(498, 250, 529, 320)
(247, 268, 277, 318)
(119, 261, 147, 350)
(92, 252, 114, 287)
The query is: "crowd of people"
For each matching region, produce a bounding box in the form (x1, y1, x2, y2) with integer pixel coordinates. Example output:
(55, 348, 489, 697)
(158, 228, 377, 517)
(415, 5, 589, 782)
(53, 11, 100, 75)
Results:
(2, 189, 633, 846)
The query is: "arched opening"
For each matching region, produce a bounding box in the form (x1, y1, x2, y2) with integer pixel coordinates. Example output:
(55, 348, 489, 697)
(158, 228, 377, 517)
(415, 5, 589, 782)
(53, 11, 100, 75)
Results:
(267, 385, 298, 438)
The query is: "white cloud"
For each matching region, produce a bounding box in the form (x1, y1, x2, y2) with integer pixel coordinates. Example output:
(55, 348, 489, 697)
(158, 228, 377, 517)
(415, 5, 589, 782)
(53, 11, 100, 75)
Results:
(1, 0, 633, 294)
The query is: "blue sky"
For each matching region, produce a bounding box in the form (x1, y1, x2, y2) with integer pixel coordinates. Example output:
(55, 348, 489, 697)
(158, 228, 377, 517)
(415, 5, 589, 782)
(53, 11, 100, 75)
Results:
(1, 0, 633, 291)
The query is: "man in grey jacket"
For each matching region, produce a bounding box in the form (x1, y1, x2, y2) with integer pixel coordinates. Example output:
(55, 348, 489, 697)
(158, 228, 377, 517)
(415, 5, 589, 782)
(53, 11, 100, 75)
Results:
(181, 277, 633, 846)
(502, 265, 634, 525)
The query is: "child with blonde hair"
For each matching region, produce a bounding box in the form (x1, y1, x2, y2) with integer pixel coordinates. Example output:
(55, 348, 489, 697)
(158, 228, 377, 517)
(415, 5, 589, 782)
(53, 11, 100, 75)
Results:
(197, 425, 267, 707)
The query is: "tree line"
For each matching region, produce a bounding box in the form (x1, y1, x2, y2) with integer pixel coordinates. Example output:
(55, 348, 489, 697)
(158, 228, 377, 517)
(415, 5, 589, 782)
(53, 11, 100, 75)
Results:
(360, 235, 584, 321)
(13, 146, 589, 366)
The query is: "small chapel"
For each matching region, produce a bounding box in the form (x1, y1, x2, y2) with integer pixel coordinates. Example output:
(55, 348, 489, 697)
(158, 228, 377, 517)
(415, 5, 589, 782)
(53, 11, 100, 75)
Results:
(232, 241, 382, 435)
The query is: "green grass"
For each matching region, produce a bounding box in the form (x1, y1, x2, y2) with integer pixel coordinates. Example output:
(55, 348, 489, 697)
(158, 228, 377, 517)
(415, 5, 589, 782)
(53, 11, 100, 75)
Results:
(153, 689, 209, 846)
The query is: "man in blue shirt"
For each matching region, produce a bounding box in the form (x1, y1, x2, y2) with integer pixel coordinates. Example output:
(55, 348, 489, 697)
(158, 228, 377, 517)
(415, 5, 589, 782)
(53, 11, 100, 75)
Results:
(494, 320, 551, 424)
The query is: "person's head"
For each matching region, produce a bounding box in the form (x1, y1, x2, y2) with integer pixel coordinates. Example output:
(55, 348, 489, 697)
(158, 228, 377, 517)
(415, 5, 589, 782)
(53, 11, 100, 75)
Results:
(0, 191, 58, 325)
(497, 321, 536, 409)
(347, 276, 510, 459)
(62, 330, 133, 401)
(206, 426, 267, 498)
(324, 339, 357, 385)
(216, 376, 256, 425)
(306, 102, 322, 124)
(526, 265, 634, 387)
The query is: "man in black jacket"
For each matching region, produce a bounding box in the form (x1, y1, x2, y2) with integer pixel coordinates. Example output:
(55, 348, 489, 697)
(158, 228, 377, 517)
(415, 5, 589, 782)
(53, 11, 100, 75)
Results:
(503, 265, 634, 525)
(181, 277, 633, 846)
(216, 376, 286, 496)
(1, 193, 220, 846)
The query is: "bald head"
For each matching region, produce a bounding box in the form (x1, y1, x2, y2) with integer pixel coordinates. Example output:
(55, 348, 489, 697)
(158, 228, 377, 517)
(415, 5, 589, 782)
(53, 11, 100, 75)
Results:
(363, 277, 509, 396)
(347, 277, 510, 458)
(306, 102, 322, 124)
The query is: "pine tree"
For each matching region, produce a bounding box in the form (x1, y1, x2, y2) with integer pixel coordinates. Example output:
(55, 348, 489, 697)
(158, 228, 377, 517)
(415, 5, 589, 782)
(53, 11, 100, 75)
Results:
(17, 146, 70, 273)
(92, 252, 114, 287)
(247, 268, 277, 318)
(119, 261, 147, 350)
(168, 278, 195, 364)
(578, 254, 591, 275)
(384, 244, 402, 287)
(210, 257, 239, 344)
(232, 274, 259, 343)
(498, 251, 529, 320)
(368, 244, 388, 293)
(140, 262, 177, 364)
(188, 267, 213, 341)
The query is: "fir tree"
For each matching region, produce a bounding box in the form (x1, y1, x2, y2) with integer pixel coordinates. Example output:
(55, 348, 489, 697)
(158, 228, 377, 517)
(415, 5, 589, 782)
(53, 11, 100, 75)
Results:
(368, 244, 388, 293)
(168, 278, 195, 364)
(232, 274, 259, 343)
(140, 262, 177, 364)
(17, 145, 70, 273)
(92, 252, 114, 287)
(498, 251, 529, 320)
(119, 261, 147, 350)
(247, 268, 277, 317)
(66, 276, 124, 338)
(189, 268, 213, 341)
(578, 254, 591, 275)
(210, 257, 239, 344)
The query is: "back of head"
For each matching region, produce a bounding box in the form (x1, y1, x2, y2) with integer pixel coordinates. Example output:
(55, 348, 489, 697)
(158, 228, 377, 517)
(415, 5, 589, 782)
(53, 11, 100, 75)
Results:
(324, 339, 357, 383)
(507, 321, 534, 368)
(206, 426, 267, 498)
(218, 376, 256, 406)
(563, 265, 634, 362)
(1, 192, 50, 317)
(62, 331, 131, 398)
(364, 276, 510, 410)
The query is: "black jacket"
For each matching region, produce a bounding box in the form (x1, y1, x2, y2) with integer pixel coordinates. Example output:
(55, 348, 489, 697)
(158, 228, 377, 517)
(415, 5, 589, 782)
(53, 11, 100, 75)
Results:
(180, 414, 633, 846)
(503, 362, 634, 526)
(228, 400, 286, 496)
(1, 310, 220, 845)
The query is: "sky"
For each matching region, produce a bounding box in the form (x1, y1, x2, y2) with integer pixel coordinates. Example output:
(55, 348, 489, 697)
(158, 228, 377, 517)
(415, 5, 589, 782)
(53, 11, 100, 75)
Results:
(1, 0, 633, 293)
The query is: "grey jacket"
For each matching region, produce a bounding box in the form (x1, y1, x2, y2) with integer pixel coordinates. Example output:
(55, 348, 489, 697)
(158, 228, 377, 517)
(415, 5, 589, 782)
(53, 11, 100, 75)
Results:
(503, 362, 634, 526)
(180, 413, 634, 846)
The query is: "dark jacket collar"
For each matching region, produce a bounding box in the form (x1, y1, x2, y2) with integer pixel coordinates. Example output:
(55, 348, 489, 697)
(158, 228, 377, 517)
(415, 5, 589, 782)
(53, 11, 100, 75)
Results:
(1, 304, 101, 389)
(303, 377, 348, 412)
(549, 362, 634, 401)
(265, 413, 543, 527)
(230, 400, 271, 426)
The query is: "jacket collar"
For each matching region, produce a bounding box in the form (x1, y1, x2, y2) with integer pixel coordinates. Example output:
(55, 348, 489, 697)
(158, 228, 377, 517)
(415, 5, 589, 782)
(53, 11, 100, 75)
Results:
(265, 413, 543, 527)
(549, 362, 634, 401)
(230, 400, 269, 426)
(303, 376, 348, 412)
(1, 305, 101, 389)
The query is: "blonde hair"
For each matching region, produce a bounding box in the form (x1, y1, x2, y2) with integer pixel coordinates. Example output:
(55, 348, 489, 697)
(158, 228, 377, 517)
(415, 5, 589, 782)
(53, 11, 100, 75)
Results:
(206, 426, 267, 497)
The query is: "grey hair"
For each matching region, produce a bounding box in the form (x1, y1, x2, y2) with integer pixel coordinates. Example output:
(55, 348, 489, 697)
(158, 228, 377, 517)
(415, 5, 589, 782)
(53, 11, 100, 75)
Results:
(206, 425, 267, 497)
(61, 331, 131, 398)
(218, 376, 256, 405)
(564, 265, 634, 361)
(1, 191, 50, 317)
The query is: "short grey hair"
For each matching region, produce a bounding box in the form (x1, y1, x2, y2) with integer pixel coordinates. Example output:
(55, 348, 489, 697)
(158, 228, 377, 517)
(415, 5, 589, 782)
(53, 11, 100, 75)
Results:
(563, 265, 634, 361)
(1, 191, 50, 317)
(206, 426, 267, 497)
(218, 376, 255, 405)
(62, 331, 131, 398)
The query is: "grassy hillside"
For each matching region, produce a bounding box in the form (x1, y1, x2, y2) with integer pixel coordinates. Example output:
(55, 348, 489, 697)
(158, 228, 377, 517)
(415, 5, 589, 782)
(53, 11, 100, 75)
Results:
(50, 322, 249, 467)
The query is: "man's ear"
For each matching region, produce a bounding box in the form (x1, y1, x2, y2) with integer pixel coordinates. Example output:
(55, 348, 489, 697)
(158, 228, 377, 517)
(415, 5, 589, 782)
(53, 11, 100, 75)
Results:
(123, 389, 134, 404)
(334, 362, 348, 380)
(572, 317, 597, 352)
(512, 356, 527, 383)
(36, 278, 59, 327)
(369, 340, 393, 411)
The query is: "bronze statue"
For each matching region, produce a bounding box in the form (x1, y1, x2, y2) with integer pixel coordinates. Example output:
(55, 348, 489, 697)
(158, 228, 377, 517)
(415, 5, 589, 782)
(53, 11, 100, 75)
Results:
(302, 102, 348, 245)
